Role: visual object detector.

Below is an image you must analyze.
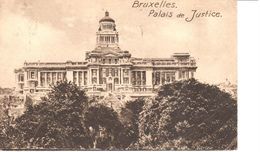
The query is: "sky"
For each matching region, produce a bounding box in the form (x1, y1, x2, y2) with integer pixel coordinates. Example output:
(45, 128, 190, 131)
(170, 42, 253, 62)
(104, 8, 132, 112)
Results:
(0, 0, 236, 87)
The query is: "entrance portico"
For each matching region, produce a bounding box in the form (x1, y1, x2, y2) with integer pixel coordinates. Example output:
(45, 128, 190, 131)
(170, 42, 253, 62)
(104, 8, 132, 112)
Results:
(106, 77, 114, 92)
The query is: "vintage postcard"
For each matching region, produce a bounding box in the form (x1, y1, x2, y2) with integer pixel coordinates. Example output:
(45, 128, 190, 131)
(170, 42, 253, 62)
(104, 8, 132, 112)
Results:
(0, 0, 237, 150)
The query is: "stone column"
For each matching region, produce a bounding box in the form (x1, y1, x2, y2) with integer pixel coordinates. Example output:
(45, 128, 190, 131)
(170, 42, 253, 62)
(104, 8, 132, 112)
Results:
(146, 69, 152, 87)
(96, 69, 99, 84)
(38, 71, 41, 87)
(79, 71, 82, 86)
(165, 72, 167, 83)
(140, 71, 143, 86)
(54, 72, 57, 83)
(77, 71, 80, 86)
(66, 71, 73, 82)
(119, 68, 122, 84)
(44, 72, 47, 87)
(170, 72, 173, 83)
(24, 71, 28, 88)
(75, 71, 78, 86)
(190, 71, 194, 78)
(121, 68, 124, 84)
(176, 70, 179, 81)
(160, 71, 163, 84)
(88, 69, 91, 85)
(128, 69, 131, 85)
(50, 72, 53, 84)
(135, 71, 138, 85)
(156, 71, 161, 85)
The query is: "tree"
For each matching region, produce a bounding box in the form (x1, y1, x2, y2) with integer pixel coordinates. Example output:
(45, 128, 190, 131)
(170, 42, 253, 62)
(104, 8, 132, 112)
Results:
(0, 96, 14, 149)
(6, 81, 90, 149)
(83, 104, 124, 150)
(119, 98, 145, 148)
(137, 79, 237, 150)
(4, 81, 127, 150)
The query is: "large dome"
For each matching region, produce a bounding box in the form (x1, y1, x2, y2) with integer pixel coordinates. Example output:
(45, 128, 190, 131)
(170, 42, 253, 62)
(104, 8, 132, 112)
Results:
(99, 11, 115, 23)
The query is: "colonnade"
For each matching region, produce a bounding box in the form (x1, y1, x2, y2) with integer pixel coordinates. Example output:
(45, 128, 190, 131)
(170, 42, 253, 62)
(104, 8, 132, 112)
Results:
(39, 72, 66, 87)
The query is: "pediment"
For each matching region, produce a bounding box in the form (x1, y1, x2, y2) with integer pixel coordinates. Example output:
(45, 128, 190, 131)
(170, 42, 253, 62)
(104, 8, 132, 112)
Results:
(103, 51, 120, 57)
(105, 53, 117, 57)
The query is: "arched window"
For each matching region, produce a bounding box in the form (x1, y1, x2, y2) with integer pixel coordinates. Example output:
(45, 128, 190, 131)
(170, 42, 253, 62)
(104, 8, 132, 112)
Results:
(114, 78, 119, 84)
(100, 36, 104, 42)
(111, 37, 115, 43)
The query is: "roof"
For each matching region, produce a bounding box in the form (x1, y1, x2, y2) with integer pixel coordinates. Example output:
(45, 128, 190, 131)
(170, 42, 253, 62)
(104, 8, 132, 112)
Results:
(99, 11, 115, 23)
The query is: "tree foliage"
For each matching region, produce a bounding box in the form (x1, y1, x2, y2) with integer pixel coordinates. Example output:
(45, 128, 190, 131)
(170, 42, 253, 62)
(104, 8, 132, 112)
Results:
(4, 81, 89, 149)
(119, 98, 145, 148)
(3, 81, 124, 150)
(0, 97, 10, 148)
(137, 79, 237, 150)
(1, 79, 237, 150)
(83, 104, 124, 149)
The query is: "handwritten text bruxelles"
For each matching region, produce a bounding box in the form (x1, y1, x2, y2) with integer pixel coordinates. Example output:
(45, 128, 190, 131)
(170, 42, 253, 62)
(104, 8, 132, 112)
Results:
(131, 0, 222, 22)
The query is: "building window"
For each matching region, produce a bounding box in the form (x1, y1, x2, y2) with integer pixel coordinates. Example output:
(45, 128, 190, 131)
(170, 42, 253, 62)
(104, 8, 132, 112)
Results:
(92, 69, 97, 77)
(106, 69, 109, 77)
(123, 69, 129, 77)
(111, 37, 115, 43)
(114, 78, 119, 84)
(137, 71, 141, 85)
(155, 72, 160, 85)
(161, 72, 165, 85)
(131, 71, 136, 85)
(115, 69, 118, 76)
(47, 73, 51, 84)
(58, 73, 62, 81)
(84, 71, 88, 85)
(171, 72, 176, 82)
(73, 71, 77, 83)
(182, 71, 185, 79)
(31, 71, 35, 79)
(79, 71, 82, 86)
(191, 72, 194, 78)
(20, 84, 24, 89)
(105, 36, 109, 42)
(111, 69, 115, 77)
(40, 73, 45, 86)
(123, 78, 129, 84)
(63, 72, 66, 81)
(102, 78, 106, 84)
(179, 71, 185, 79)
(92, 78, 97, 84)
(115, 59, 118, 64)
(142, 71, 146, 85)
(52, 73, 56, 84)
(109, 68, 112, 76)
(101, 69, 105, 77)
(186, 71, 189, 79)
(109, 59, 111, 64)
(166, 74, 171, 83)
(18, 74, 24, 82)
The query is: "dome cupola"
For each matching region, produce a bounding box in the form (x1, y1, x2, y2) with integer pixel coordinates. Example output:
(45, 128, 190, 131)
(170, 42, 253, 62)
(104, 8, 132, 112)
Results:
(99, 11, 115, 23)
(96, 11, 119, 48)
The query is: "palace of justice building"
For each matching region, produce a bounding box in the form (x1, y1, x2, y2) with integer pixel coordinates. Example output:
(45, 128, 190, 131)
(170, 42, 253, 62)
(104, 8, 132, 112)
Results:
(14, 11, 197, 98)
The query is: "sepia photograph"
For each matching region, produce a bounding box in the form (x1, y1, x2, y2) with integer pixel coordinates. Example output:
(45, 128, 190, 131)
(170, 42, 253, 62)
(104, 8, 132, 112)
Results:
(0, 0, 237, 150)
